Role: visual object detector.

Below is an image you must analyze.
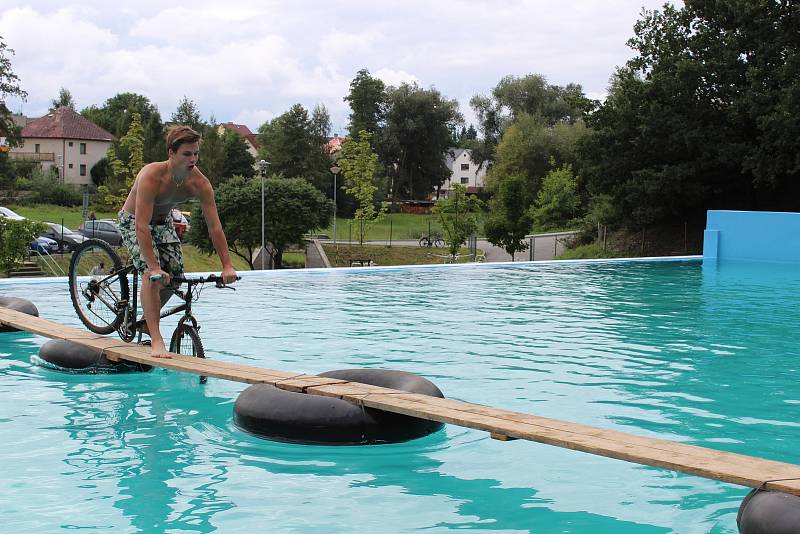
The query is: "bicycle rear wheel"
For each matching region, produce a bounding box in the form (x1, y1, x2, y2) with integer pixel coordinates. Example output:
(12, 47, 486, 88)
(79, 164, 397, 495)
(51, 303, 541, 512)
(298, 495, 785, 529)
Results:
(69, 239, 129, 335)
(418, 237, 430, 247)
(433, 238, 445, 248)
(170, 324, 207, 383)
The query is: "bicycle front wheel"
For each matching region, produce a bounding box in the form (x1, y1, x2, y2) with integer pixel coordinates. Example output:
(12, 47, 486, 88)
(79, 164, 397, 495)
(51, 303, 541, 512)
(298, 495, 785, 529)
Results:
(433, 238, 445, 248)
(170, 324, 207, 383)
(69, 239, 129, 335)
(418, 237, 430, 247)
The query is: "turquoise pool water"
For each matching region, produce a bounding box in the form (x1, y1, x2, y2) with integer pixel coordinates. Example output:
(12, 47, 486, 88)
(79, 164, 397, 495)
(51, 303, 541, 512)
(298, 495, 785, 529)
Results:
(1, 259, 798, 533)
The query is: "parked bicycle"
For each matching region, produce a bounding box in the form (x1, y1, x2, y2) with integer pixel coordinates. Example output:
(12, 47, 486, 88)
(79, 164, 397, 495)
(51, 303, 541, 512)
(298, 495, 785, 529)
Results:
(418, 235, 445, 248)
(68, 238, 238, 379)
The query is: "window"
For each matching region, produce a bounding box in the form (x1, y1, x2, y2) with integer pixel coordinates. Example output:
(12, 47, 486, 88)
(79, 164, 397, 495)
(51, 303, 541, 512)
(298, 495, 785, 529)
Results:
(69, 141, 73, 147)
(460, 163, 469, 171)
(68, 163, 73, 169)
(460, 177, 469, 184)
(80, 164, 87, 176)
(35, 144, 40, 153)
(80, 143, 86, 154)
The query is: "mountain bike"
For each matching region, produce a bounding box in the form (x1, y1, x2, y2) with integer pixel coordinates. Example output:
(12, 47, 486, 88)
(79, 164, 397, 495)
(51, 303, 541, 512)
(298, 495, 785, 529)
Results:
(418, 235, 445, 248)
(68, 238, 237, 380)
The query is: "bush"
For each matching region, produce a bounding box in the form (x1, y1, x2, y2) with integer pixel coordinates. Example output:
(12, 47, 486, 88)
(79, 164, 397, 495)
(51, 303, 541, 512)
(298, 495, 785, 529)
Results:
(19, 167, 83, 207)
(555, 243, 618, 260)
(0, 218, 47, 273)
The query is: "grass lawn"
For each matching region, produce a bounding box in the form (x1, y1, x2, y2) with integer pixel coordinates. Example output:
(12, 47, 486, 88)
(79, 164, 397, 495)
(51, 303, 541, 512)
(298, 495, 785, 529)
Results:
(318, 212, 489, 241)
(322, 243, 476, 267)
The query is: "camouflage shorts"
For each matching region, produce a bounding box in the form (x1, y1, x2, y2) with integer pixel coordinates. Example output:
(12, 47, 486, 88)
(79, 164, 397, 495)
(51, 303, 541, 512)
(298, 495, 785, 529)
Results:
(118, 210, 184, 276)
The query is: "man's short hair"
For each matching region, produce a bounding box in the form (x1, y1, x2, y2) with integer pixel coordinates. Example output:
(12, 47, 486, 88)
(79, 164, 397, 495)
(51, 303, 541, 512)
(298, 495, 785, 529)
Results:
(166, 126, 201, 153)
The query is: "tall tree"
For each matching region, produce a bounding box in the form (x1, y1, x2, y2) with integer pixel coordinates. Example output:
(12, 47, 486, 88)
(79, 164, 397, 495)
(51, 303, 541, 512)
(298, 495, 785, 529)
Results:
(198, 120, 225, 186)
(344, 69, 386, 139)
(97, 113, 145, 209)
(82, 93, 165, 162)
(433, 184, 483, 260)
(484, 173, 535, 260)
(531, 164, 580, 231)
(581, 1, 800, 227)
(257, 104, 329, 190)
(470, 74, 594, 166)
(338, 130, 385, 246)
(220, 129, 255, 180)
(0, 36, 27, 149)
(379, 82, 462, 200)
(49, 87, 76, 111)
(171, 95, 205, 132)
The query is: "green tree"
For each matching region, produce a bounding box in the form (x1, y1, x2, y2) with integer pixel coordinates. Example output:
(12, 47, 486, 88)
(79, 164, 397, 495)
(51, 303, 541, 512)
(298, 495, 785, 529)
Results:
(470, 74, 594, 166)
(0, 218, 45, 274)
(81, 93, 165, 163)
(338, 130, 385, 246)
(484, 173, 535, 260)
(433, 184, 483, 260)
(379, 82, 463, 200)
(581, 1, 800, 227)
(344, 69, 386, 139)
(171, 95, 205, 132)
(49, 87, 76, 111)
(98, 112, 145, 209)
(187, 175, 332, 269)
(0, 36, 26, 150)
(220, 130, 255, 181)
(198, 120, 225, 185)
(531, 164, 579, 231)
(257, 104, 329, 190)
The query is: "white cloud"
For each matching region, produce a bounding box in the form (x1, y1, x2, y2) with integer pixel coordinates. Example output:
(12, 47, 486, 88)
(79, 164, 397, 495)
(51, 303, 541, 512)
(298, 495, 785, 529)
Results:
(4, 0, 681, 128)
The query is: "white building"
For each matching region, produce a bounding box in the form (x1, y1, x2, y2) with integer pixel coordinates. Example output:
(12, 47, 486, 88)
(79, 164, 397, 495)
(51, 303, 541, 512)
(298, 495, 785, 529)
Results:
(441, 148, 488, 198)
(10, 107, 114, 186)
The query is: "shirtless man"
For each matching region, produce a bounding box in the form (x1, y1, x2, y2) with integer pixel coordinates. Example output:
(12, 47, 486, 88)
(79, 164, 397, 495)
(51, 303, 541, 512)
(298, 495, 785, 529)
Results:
(119, 126, 237, 358)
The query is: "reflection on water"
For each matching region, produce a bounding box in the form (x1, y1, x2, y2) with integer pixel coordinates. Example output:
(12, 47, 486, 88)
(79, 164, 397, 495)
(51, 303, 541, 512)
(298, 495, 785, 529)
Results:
(0, 259, 797, 532)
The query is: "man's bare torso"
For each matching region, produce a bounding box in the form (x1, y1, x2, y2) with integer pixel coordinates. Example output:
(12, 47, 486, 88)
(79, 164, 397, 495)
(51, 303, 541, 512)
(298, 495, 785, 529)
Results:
(122, 161, 198, 223)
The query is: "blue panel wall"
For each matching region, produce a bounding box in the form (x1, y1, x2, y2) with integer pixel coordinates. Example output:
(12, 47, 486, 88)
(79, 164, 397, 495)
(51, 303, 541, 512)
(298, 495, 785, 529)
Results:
(704, 210, 800, 263)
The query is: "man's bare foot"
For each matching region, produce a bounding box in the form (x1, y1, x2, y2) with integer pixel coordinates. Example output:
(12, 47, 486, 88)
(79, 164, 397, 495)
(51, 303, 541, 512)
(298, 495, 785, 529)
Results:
(151, 339, 172, 359)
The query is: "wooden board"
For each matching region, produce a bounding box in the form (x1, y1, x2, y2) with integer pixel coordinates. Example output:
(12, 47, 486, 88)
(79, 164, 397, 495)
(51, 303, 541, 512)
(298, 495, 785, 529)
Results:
(3, 306, 800, 495)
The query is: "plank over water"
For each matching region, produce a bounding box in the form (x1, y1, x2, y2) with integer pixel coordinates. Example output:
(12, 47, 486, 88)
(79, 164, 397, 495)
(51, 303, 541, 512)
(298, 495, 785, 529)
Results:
(2, 307, 800, 495)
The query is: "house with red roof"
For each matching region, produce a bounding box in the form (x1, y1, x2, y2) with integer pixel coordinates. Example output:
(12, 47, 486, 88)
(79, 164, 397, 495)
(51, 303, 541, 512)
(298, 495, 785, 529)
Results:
(217, 122, 259, 159)
(10, 107, 115, 186)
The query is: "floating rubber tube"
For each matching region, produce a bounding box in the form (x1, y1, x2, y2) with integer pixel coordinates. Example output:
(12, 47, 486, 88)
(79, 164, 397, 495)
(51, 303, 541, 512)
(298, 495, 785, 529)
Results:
(234, 368, 445, 445)
(738, 489, 800, 534)
(37, 339, 151, 373)
(0, 296, 39, 332)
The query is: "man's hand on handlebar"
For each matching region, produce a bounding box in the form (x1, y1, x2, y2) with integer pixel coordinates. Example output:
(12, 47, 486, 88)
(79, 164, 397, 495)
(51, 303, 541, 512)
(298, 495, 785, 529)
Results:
(147, 268, 170, 285)
(221, 266, 237, 286)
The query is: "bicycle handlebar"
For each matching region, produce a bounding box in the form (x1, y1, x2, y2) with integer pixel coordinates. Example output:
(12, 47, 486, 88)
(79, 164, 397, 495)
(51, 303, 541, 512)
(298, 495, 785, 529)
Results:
(152, 274, 242, 288)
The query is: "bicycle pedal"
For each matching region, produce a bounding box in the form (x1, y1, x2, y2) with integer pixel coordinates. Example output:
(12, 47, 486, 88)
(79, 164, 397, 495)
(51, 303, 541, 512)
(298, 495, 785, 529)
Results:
(139, 340, 152, 346)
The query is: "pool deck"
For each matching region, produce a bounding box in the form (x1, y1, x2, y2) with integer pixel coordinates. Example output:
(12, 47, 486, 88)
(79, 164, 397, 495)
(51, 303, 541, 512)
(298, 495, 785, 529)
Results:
(4, 305, 800, 496)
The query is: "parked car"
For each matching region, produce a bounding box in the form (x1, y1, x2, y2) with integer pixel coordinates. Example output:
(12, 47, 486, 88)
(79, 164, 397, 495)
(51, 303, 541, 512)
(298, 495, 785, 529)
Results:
(78, 219, 123, 246)
(30, 236, 59, 255)
(171, 208, 190, 239)
(0, 206, 25, 220)
(41, 222, 87, 251)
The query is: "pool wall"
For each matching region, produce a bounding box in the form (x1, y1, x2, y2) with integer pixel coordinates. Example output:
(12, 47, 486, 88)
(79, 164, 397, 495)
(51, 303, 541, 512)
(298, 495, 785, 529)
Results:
(704, 210, 800, 263)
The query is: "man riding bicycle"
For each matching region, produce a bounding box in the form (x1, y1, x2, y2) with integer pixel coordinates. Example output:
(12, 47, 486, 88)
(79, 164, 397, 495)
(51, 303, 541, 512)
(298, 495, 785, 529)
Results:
(119, 125, 237, 358)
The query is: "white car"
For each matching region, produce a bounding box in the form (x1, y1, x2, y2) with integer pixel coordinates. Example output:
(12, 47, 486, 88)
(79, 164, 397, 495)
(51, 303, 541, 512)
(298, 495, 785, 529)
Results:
(0, 206, 25, 220)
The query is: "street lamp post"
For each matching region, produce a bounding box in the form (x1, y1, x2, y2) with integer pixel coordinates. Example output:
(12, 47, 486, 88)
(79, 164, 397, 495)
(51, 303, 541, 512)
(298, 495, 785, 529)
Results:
(257, 160, 270, 269)
(330, 165, 340, 247)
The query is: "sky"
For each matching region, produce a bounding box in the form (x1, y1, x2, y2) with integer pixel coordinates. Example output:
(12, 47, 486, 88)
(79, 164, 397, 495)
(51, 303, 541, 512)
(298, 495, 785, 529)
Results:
(1, 0, 680, 135)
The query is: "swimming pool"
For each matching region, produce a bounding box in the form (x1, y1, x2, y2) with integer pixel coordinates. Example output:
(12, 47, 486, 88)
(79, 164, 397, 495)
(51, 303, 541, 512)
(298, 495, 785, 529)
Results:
(1, 258, 798, 533)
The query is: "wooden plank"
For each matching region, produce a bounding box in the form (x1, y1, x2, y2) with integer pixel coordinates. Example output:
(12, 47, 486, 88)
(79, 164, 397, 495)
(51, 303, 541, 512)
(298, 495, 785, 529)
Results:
(4, 306, 800, 495)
